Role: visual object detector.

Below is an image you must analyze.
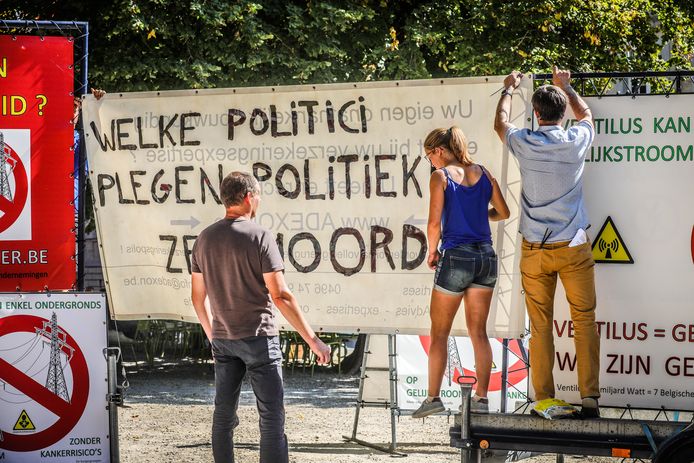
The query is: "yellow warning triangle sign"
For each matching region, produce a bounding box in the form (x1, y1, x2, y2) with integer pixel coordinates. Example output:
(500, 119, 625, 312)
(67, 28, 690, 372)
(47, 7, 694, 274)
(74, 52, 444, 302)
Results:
(591, 216, 634, 263)
(13, 409, 36, 431)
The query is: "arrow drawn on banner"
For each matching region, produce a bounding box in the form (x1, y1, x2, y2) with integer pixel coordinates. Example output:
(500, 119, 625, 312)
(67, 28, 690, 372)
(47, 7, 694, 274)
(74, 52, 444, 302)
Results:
(405, 215, 427, 226)
(170, 216, 200, 229)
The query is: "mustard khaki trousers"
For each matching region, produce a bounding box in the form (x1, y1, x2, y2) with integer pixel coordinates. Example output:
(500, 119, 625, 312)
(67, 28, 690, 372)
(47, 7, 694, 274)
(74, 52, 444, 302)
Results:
(520, 239, 600, 401)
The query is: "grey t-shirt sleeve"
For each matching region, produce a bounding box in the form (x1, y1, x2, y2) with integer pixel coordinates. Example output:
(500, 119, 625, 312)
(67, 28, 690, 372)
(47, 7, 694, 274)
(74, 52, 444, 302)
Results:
(191, 239, 202, 273)
(260, 231, 285, 273)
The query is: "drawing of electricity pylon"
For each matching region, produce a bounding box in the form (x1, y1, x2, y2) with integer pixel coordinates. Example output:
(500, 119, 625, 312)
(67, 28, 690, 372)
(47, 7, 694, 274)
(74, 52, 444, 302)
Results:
(36, 312, 74, 403)
(445, 336, 463, 386)
(0, 132, 17, 202)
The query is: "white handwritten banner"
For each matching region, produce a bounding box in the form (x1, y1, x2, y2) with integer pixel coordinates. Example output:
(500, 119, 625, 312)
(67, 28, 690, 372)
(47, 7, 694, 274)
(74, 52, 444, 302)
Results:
(82, 77, 531, 337)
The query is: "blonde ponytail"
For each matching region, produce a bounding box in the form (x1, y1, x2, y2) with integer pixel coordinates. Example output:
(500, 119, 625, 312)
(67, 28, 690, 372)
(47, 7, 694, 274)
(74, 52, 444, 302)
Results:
(448, 127, 472, 165)
(423, 126, 472, 165)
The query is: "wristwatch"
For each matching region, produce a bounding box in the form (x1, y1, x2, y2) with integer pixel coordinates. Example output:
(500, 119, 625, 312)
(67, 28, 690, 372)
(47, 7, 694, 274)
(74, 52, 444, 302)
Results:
(501, 88, 513, 97)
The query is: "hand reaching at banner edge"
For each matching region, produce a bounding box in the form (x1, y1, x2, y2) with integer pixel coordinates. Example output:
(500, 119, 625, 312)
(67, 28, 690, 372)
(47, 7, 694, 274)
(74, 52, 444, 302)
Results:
(552, 65, 572, 91)
(503, 71, 523, 91)
(91, 88, 106, 100)
(73, 88, 106, 126)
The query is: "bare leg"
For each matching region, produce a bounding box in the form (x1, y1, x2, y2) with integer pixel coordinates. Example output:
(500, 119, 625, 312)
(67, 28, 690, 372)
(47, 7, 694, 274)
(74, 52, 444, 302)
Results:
(428, 289, 464, 397)
(463, 287, 494, 397)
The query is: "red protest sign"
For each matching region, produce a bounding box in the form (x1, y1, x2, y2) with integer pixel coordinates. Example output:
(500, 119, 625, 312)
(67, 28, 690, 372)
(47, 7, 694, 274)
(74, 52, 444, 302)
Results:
(0, 35, 76, 290)
(0, 314, 89, 451)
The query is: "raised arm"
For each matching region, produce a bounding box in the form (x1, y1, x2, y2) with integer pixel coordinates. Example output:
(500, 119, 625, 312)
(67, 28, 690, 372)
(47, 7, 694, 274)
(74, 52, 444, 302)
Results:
(494, 71, 523, 142)
(553, 66, 592, 124)
(263, 270, 331, 364)
(426, 170, 446, 270)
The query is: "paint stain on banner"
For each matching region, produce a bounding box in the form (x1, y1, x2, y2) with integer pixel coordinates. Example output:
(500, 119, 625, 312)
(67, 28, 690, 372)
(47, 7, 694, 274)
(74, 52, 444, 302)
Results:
(12, 410, 36, 431)
(591, 216, 634, 264)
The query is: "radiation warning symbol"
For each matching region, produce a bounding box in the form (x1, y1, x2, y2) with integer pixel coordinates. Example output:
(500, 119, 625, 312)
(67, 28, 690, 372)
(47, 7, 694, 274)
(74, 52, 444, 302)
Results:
(13, 410, 36, 431)
(591, 216, 634, 264)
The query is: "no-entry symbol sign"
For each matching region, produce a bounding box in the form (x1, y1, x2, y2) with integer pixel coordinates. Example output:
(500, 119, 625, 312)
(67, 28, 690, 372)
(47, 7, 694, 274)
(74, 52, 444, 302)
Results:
(0, 315, 89, 452)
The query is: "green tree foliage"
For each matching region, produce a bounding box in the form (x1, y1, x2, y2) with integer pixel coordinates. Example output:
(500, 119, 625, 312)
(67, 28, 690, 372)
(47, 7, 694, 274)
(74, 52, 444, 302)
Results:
(3, 0, 693, 90)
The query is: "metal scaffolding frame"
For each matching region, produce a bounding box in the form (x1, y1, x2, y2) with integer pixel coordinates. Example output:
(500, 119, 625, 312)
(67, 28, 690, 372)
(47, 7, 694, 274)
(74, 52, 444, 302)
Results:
(533, 70, 694, 97)
(344, 334, 531, 456)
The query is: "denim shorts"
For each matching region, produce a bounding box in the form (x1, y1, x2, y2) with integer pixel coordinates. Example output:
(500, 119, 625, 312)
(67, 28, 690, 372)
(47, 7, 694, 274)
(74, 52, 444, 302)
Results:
(433, 242, 498, 295)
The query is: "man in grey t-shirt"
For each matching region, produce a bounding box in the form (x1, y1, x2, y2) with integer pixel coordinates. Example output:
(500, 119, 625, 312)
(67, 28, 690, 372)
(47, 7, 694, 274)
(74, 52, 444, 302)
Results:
(191, 171, 330, 463)
(494, 66, 600, 418)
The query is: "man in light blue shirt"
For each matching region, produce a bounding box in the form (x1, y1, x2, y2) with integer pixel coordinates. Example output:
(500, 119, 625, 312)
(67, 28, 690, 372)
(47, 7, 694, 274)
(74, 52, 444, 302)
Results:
(494, 67, 600, 418)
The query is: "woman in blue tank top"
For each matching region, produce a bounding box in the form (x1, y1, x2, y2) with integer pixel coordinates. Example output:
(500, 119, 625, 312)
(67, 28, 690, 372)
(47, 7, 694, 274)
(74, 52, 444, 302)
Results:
(412, 126, 510, 418)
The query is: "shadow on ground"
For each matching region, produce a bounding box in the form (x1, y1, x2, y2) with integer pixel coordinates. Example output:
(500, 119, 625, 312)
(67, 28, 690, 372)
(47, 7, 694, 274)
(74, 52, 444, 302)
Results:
(174, 440, 459, 457)
(121, 359, 358, 408)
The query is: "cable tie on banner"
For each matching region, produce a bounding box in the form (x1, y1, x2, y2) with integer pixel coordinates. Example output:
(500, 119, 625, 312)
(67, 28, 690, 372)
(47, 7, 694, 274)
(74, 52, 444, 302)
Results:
(659, 406, 670, 422)
(33, 21, 45, 40)
(51, 21, 64, 36)
(619, 404, 636, 420)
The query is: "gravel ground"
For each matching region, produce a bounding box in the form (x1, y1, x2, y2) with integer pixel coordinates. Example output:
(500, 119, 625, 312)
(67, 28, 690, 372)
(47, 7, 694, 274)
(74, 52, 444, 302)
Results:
(113, 361, 655, 463)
